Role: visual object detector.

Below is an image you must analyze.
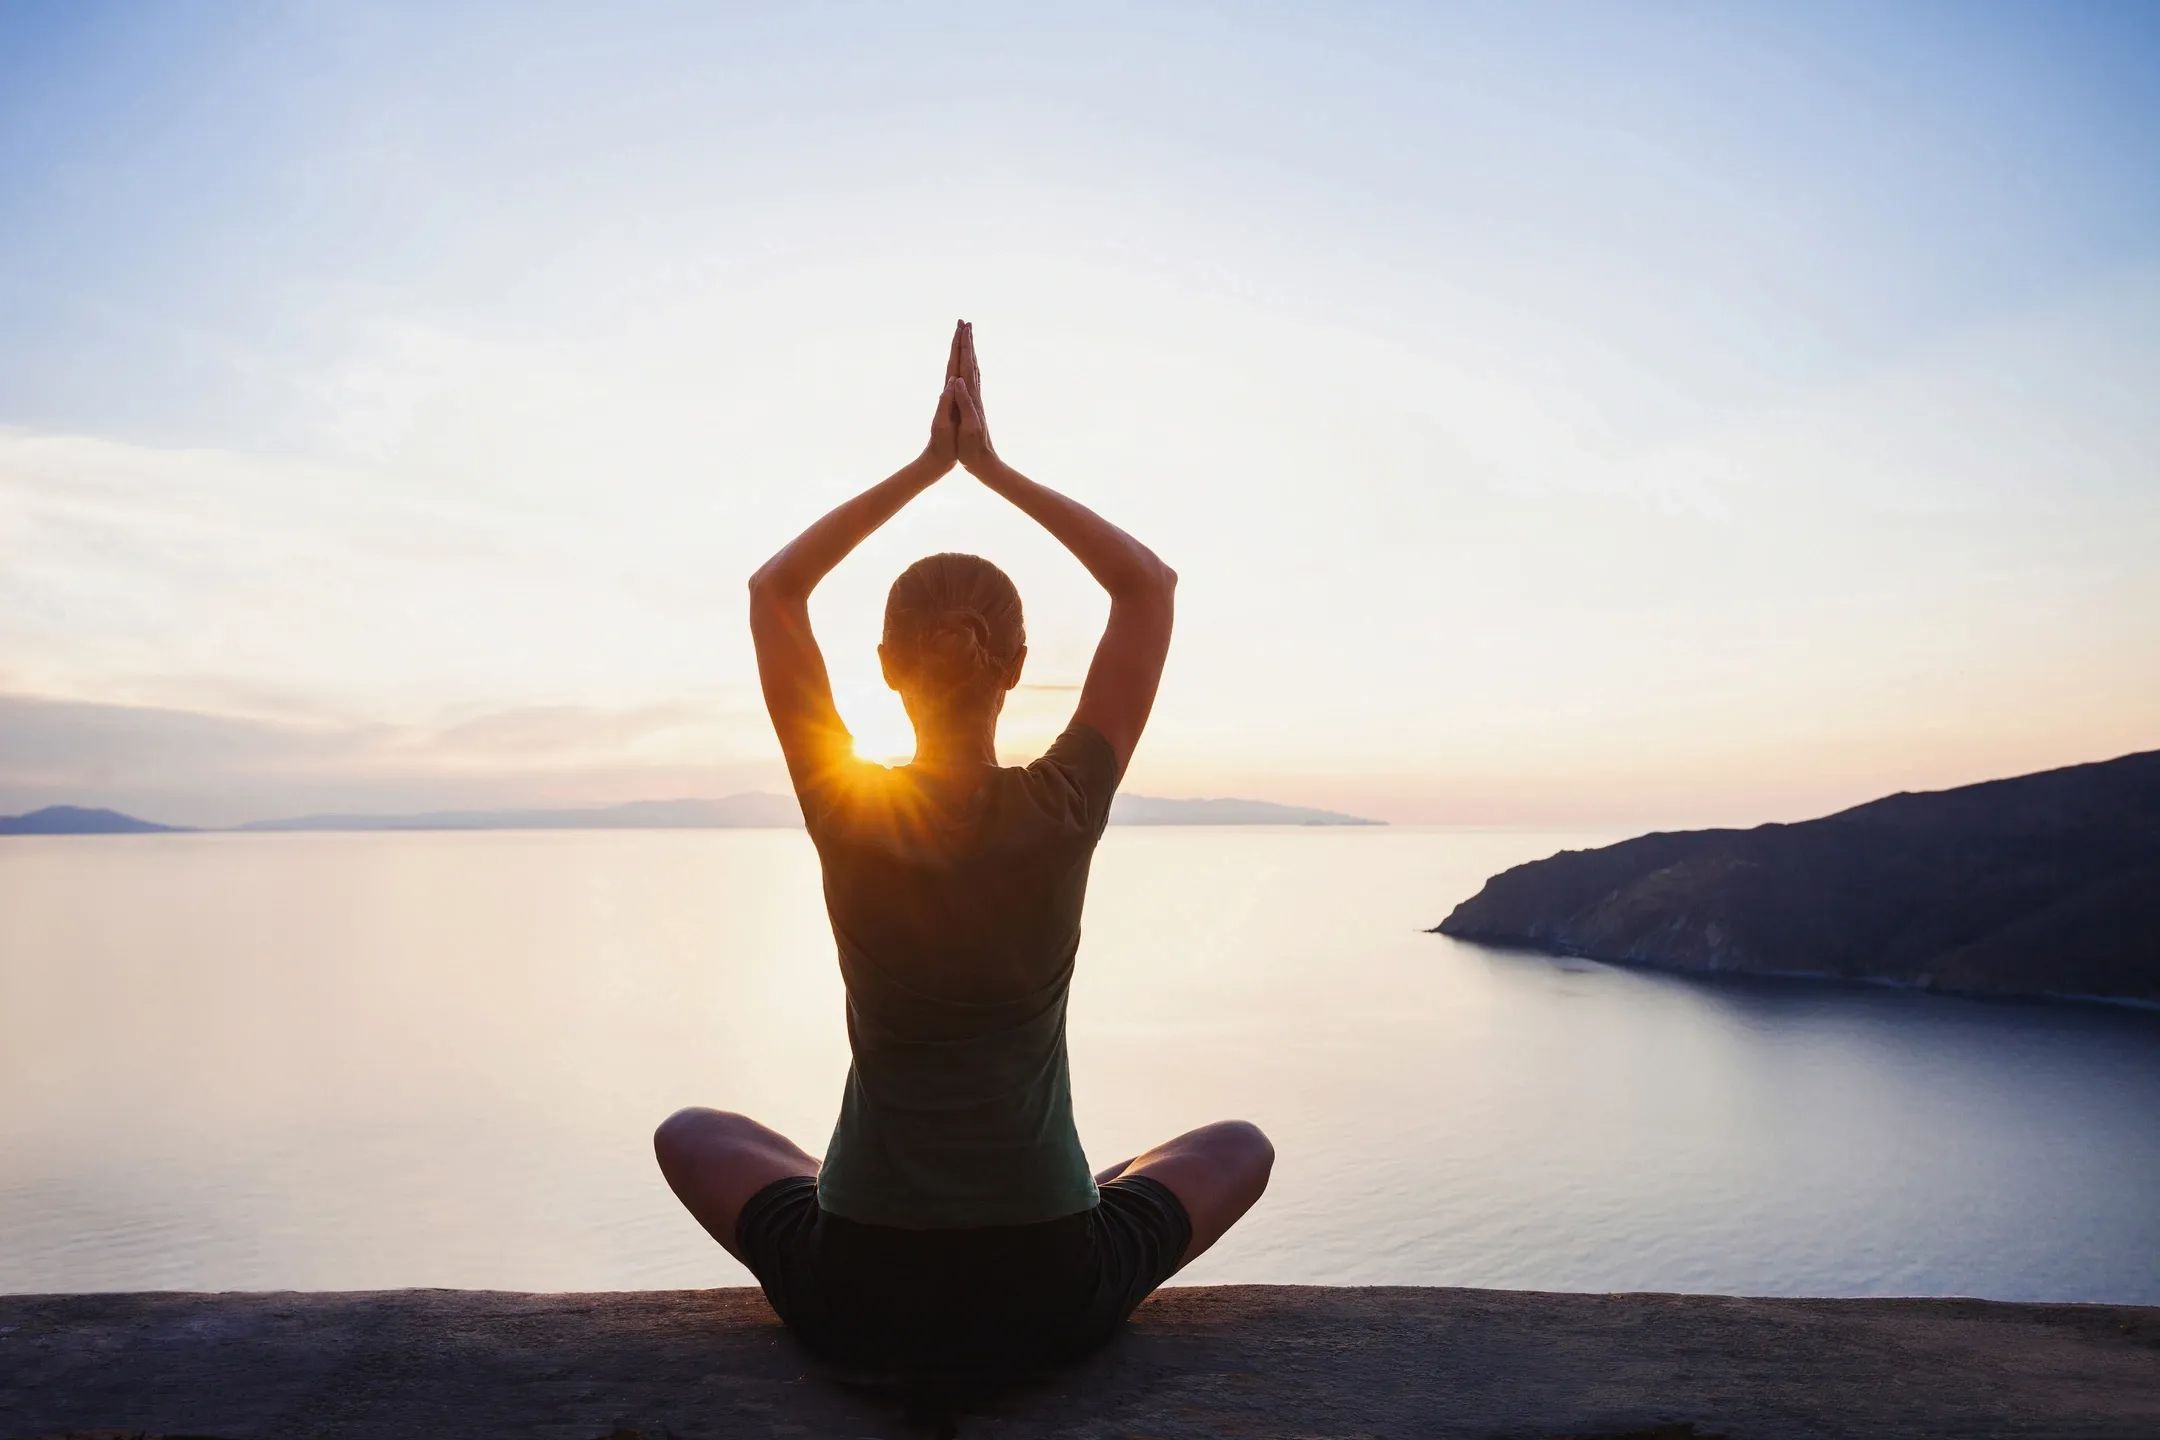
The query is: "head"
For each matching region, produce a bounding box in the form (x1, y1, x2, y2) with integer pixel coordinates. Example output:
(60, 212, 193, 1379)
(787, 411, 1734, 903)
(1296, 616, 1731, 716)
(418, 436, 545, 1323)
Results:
(878, 553, 1028, 742)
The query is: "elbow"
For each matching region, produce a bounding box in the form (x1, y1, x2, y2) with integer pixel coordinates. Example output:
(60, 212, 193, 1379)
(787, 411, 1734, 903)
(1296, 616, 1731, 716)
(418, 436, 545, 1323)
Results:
(747, 563, 801, 604)
(1111, 557, 1175, 614)
(1104, 551, 1174, 603)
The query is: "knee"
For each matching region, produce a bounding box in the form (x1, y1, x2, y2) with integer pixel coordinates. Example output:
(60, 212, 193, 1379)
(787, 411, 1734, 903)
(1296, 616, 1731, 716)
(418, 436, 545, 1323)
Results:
(653, 1106, 746, 1170)
(1210, 1118, 1275, 1184)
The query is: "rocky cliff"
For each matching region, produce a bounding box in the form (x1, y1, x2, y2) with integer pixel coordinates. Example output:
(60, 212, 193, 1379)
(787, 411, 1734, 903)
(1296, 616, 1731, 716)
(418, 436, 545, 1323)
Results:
(1436, 750, 2160, 1003)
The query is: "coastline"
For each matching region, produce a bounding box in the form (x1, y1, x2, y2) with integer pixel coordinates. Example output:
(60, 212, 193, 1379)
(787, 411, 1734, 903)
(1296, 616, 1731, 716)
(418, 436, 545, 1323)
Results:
(1437, 930, 2160, 1012)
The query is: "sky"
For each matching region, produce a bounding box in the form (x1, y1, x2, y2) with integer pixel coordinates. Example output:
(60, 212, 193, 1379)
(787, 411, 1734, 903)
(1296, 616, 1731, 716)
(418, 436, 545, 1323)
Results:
(2, 0, 2157, 827)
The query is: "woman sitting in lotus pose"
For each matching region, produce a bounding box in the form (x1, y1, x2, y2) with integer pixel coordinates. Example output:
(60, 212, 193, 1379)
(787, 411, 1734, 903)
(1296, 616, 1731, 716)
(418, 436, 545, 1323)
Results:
(654, 321, 1273, 1374)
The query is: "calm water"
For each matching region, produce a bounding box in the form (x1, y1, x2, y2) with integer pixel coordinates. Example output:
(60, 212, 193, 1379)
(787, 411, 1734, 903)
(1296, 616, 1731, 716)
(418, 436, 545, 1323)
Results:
(2, 827, 2156, 1302)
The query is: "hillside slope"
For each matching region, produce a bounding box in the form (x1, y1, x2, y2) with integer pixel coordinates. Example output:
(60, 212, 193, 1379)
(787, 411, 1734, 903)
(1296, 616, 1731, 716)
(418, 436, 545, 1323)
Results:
(1435, 750, 2160, 1002)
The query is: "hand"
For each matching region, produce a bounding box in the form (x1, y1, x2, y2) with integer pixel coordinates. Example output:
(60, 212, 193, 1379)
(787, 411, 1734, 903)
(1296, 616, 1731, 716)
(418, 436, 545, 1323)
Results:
(920, 320, 968, 473)
(952, 321, 999, 475)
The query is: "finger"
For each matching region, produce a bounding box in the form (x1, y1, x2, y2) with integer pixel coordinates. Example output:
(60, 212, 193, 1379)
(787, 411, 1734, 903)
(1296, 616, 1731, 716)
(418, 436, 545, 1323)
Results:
(964, 354, 986, 433)
(956, 377, 986, 430)
(946, 321, 965, 380)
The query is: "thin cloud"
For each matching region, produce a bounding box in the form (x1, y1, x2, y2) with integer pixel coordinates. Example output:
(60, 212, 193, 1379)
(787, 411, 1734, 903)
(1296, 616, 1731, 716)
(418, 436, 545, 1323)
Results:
(0, 693, 779, 828)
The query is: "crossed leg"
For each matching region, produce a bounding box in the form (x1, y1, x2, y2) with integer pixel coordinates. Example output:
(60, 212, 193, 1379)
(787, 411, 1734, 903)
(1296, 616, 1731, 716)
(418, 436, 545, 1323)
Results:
(1094, 1119, 1275, 1271)
(655, 1107, 1274, 1274)
(653, 1107, 821, 1264)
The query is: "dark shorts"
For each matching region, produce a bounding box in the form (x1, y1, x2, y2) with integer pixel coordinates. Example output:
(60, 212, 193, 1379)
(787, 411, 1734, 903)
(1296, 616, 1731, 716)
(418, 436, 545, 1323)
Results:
(734, 1174, 1193, 1376)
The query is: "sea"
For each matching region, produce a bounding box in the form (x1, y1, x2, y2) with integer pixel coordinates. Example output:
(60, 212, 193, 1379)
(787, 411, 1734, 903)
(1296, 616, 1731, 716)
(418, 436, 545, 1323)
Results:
(3, 826, 2156, 1302)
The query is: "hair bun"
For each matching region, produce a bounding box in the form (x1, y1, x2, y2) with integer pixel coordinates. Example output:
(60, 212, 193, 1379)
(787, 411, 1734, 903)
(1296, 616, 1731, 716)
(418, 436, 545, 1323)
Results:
(920, 608, 992, 687)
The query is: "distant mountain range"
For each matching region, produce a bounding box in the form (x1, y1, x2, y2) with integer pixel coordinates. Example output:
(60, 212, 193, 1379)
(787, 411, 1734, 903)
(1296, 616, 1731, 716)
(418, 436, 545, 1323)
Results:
(0, 806, 191, 835)
(1110, 795, 1377, 827)
(1435, 749, 2160, 1005)
(238, 795, 806, 832)
(1, 793, 1379, 835)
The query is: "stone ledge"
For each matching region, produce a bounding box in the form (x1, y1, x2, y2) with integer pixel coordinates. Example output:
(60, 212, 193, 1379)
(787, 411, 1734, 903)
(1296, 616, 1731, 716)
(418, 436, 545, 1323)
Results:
(3, 1286, 2156, 1439)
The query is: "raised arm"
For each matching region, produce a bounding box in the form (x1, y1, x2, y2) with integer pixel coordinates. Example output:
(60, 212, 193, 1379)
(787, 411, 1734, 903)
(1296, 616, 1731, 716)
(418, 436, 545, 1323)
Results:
(750, 327, 965, 797)
(950, 324, 1175, 775)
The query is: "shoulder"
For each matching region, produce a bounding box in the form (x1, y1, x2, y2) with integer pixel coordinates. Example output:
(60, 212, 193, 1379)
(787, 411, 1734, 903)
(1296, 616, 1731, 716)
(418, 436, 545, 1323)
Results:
(1019, 721, 1123, 836)
(796, 752, 896, 836)
(1029, 720, 1121, 779)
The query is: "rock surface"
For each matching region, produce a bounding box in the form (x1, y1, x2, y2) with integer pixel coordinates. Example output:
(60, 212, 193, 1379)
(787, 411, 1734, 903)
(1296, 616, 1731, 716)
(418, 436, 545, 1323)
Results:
(4, 1286, 2158, 1439)
(1436, 749, 2160, 1003)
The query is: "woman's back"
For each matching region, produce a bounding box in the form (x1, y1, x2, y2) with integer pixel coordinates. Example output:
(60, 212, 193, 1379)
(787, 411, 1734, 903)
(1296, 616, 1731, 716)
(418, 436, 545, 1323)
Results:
(807, 721, 1122, 1227)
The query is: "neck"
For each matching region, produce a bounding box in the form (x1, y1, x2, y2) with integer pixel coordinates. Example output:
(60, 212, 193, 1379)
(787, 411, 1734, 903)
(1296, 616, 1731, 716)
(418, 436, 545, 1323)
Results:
(909, 710, 998, 771)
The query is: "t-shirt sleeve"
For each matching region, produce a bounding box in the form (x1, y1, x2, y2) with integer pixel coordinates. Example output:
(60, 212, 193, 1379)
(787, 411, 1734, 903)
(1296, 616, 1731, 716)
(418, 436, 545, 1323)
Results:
(1024, 720, 1123, 840)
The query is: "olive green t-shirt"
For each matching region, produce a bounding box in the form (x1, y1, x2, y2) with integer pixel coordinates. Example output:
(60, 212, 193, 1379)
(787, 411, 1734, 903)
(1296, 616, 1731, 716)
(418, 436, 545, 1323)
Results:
(802, 721, 1122, 1228)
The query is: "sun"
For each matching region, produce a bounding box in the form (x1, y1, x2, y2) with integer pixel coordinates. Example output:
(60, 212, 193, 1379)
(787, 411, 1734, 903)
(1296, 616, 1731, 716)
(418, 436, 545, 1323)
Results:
(843, 691, 918, 766)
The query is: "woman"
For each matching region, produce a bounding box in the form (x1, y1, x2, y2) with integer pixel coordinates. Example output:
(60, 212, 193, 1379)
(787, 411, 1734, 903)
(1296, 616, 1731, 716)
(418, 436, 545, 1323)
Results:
(654, 321, 1274, 1375)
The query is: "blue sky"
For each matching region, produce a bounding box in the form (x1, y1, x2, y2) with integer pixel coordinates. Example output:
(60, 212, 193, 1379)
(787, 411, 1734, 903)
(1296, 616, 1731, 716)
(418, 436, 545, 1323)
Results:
(3, 1, 2156, 825)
